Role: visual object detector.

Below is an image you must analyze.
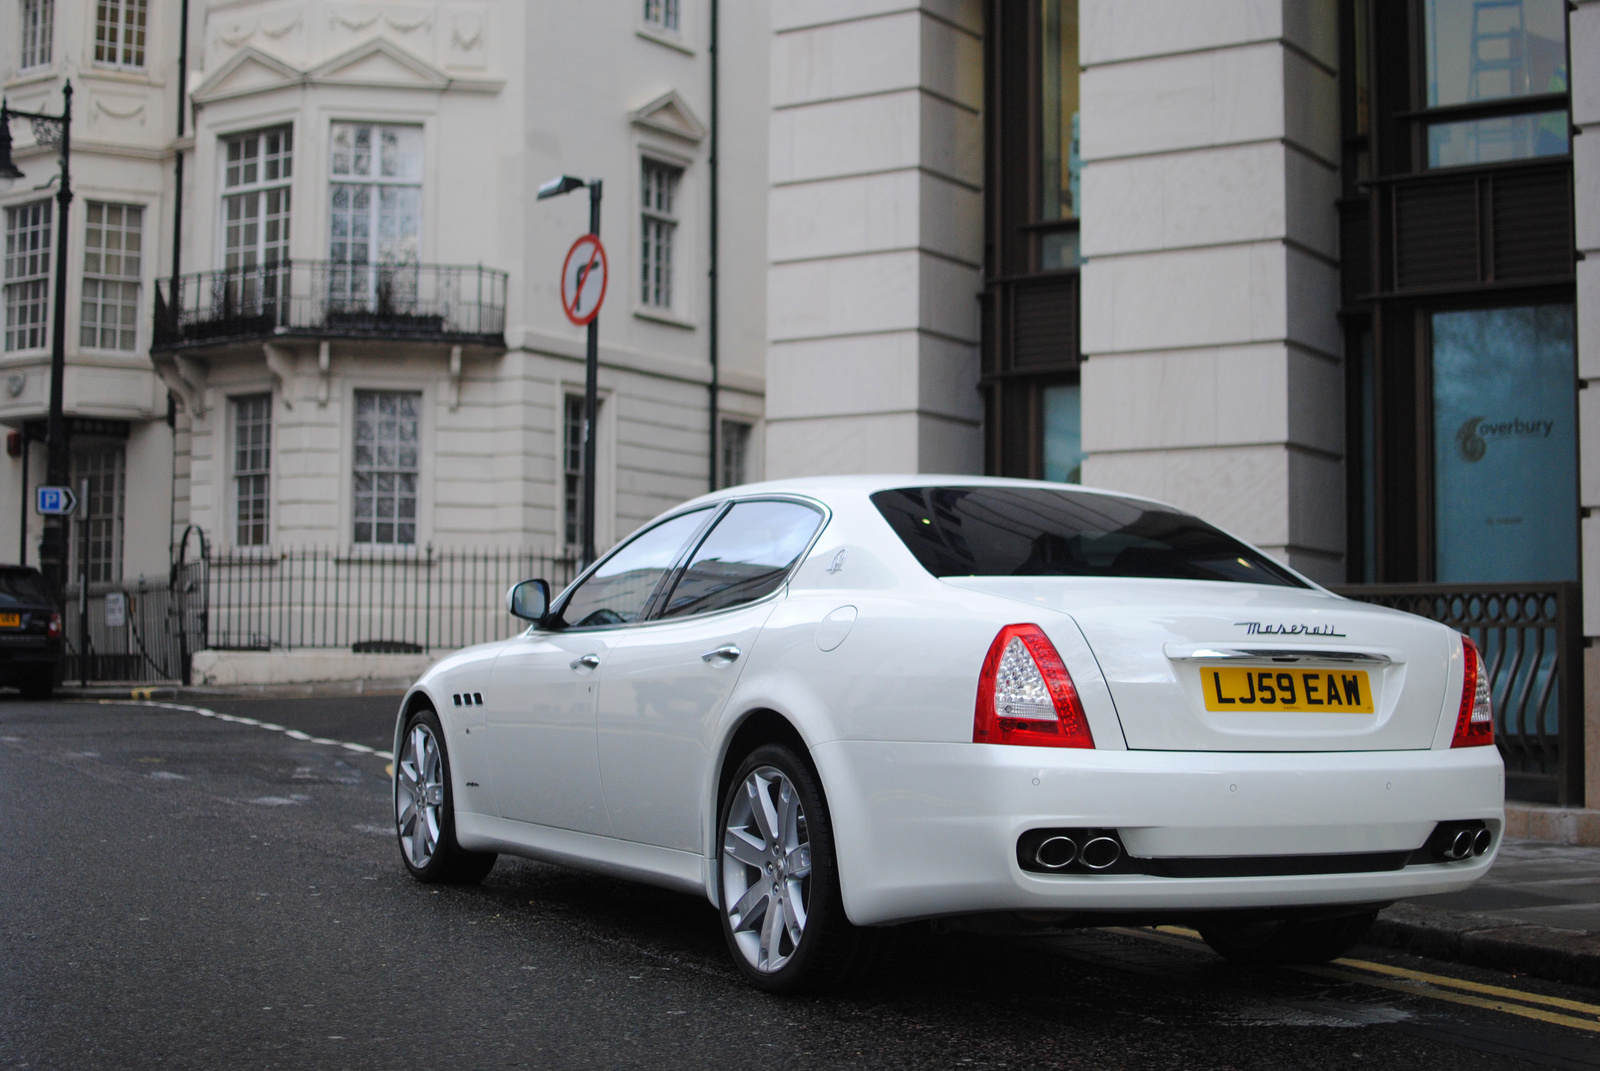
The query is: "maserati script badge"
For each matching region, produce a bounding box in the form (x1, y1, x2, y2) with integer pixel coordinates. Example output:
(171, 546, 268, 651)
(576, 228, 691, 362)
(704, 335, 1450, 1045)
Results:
(1234, 621, 1347, 637)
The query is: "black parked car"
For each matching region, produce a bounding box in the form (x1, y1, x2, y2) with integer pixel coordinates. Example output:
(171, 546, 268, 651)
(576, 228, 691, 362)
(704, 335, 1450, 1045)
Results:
(0, 566, 63, 699)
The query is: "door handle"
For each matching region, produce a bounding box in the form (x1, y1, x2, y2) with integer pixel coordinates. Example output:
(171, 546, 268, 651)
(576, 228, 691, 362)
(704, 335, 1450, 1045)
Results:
(570, 653, 601, 671)
(701, 645, 742, 664)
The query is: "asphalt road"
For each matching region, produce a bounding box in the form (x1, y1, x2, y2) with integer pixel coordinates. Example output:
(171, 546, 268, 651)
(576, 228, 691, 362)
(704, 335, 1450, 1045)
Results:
(3, 695, 1599, 1071)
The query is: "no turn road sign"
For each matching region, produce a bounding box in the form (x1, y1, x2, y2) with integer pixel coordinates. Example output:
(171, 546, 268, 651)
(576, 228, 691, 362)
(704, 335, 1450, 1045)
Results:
(35, 485, 78, 515)
(561, 234, 608, 326)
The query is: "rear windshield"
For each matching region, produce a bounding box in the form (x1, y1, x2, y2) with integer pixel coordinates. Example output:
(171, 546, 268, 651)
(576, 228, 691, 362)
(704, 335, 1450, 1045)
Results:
(871, 487, 1308, 588)
(0, 569, 52, 608)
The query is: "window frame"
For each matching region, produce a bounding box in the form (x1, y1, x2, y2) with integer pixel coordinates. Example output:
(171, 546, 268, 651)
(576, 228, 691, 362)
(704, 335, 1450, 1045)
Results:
(3, 199, 52, 354)
(19, 0, 54, 71)
(231, 392, 273, 548)
(638, 154, 684, 314)
(70, 442, 126, 586)
(79, 200, 144, 353)
(218, 125, 294, 273)
(549, 494, 831, 632)
(93, 0, 147, 71)
(349, 387, 424, 548)
(719, 418, 752, 489)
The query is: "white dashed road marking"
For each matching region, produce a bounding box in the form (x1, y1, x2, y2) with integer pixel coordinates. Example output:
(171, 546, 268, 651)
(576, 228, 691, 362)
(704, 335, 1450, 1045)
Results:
(104, 700, 395, 762)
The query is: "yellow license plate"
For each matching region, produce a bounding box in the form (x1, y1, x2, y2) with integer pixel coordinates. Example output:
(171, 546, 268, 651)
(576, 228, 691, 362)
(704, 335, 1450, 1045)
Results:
(1202, 666, 1373, 713)
(0, 613, 19, 628)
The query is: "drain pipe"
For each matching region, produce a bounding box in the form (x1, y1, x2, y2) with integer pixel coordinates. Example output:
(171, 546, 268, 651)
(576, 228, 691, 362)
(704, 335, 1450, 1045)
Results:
(706, 0, 720, 492)
(169, 0, 189, 557)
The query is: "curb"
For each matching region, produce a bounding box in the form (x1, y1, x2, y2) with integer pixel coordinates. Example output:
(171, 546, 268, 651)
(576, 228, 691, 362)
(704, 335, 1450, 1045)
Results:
(53, 680, 412, 701)
(1370, 902, 1600, 988)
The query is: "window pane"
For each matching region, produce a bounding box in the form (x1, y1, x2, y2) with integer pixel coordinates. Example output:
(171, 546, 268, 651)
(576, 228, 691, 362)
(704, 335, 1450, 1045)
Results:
(21, 0, 54, 69)
(1432, 305, 1577, 582)
(720, 420, 751, 488)
(1425, 0, 1568, 107)
(1039, 0, 1080, 221)
(1427, 109, 1569, 167)
(1041, 383, 1084, 484)
(4, 201, 52, 352)
(352, 390, 420, 544)
(72, 446, 125, 584)
(560, 509, 714, 628)
(660, 501, 823, 618)
(234, 394, 272, 546)
(872, 487, 1308, 586)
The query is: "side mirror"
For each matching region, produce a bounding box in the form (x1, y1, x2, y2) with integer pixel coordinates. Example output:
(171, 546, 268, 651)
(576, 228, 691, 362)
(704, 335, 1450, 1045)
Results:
(507, 578, 551, 624)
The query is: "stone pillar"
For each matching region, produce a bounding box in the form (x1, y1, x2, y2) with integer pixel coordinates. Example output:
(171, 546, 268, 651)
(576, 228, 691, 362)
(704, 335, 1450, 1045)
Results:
(1573, 0, 1600, 806)
(764, 1, 984, 477)
(1076, 0, 1344, 584)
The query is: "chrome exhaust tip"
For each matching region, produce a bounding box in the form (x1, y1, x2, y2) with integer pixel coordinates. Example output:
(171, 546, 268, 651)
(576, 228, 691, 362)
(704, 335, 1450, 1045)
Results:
(1471, 827, 1492, 857)
(1079, 836, 1122, 870)
(1034, 836, 1078, 870)
(1446, 829, 1475, 860)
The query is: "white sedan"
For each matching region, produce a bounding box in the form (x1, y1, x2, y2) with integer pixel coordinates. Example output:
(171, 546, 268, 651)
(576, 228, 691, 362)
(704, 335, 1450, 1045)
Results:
(392, 476, 1502, 992)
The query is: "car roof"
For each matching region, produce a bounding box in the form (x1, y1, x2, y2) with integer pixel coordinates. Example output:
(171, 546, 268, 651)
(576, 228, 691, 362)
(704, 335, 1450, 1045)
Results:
(670, 474, 1179, 515)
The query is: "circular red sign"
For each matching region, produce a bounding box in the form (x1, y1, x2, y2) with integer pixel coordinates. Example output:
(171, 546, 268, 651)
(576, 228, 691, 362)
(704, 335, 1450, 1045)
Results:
(560, 234, 608, 326)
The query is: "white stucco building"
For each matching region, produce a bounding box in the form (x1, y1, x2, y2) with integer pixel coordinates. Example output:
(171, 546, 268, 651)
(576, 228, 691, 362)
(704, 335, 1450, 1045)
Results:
(3, 0, 768, 579)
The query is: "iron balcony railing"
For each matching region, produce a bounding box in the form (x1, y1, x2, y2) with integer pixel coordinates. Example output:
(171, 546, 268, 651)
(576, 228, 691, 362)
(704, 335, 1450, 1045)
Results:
(1333, 582, 1584, 807)
(153, 260, 508, 348)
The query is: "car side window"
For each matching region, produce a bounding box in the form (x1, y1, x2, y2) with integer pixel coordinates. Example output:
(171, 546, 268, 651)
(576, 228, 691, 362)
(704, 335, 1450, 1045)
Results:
(658, 500, 823, 619)
(559, 508, 714, 628)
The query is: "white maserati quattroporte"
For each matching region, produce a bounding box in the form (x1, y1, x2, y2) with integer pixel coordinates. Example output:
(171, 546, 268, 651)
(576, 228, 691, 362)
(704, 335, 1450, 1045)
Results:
(392, 476, 1502, 992)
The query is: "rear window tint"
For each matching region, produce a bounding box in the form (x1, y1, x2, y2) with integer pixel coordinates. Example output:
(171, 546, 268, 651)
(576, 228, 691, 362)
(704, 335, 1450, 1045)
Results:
(0, 569, 52, 608)
(871, 487, 1308, 588)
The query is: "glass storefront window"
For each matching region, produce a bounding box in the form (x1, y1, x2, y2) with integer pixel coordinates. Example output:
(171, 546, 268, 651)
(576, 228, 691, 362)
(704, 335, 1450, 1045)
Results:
(1039, 0, 1079, 222)
(1425, 0, 1566, 106)
(1424, 0, 1568, 167)
(1432, 304, 1577, 583)
(1042, 383, 1084, 484)
(1428, 110, 1568, 167)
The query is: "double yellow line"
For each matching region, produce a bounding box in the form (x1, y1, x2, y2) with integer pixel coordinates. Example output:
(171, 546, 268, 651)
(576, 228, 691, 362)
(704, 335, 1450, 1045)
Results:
(1138, 926, 1600, 1034)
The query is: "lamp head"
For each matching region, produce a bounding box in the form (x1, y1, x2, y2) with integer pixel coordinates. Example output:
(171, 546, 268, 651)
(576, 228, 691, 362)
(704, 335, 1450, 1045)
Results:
(0, 108, 23, 186)
(537, 174, 587, 200)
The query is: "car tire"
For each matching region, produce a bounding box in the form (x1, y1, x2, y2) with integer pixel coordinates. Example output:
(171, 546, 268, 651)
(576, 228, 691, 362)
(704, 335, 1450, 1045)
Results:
(1198, 909, 1378, 966)
(716, 742, 884, 994)
(19, 667, 53, 701)
(395, 705, 497, 885)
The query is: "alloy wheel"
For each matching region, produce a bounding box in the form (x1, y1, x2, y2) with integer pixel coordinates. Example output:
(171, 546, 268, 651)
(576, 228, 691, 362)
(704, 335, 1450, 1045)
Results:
(722, 765, 812, 972)
(396, 721, 445, 869)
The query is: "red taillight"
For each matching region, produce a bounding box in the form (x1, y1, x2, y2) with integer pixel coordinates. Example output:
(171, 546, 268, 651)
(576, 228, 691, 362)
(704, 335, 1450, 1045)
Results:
(1451, 635, 1494, 748)
(46, 613, 62, 639)
(974, 623, 1095, 749)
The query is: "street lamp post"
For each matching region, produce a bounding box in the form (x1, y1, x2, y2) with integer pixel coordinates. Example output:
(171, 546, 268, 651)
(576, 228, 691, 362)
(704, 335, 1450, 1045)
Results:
(538, 174, 603, 567)
(1, 83, 74, 603)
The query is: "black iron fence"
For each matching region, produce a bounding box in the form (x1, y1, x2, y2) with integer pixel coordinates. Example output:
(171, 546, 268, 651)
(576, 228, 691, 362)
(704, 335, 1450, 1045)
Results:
(61, 562, 208, 685)
(153, 260, 508, 348)
(1334, 582, 1584, 807)
(206, 547, 579, 655)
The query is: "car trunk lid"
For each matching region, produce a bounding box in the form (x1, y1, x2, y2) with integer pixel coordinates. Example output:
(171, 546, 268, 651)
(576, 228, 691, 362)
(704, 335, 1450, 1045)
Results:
(943, 576, 1456, 751)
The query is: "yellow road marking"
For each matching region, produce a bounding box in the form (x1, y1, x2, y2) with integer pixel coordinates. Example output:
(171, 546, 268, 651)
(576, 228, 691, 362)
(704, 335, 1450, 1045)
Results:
(1296, 965, 1600, 1034)
(1137, 924, 1600, 1031)
(1328, 956, 1600, 1017)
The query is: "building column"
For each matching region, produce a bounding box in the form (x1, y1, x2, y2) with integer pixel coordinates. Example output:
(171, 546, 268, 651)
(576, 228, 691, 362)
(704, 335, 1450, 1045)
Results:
(1571, 0, 1600, 806)
(764, 1, 985, 477)
(1077, 0, 1344, 583)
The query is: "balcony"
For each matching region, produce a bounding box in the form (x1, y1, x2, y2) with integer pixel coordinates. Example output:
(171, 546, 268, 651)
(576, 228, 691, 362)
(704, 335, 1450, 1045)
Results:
(153, 260, 508, 350)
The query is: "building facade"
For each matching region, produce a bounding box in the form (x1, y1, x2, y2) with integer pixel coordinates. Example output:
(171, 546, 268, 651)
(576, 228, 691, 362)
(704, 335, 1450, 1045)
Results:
(765, 0, 1596, 808)
(3, 0, 768, 583)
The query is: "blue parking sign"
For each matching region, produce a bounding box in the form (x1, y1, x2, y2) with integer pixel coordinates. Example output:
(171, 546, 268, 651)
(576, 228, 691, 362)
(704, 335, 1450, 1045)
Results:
(35, 485, 78, 515)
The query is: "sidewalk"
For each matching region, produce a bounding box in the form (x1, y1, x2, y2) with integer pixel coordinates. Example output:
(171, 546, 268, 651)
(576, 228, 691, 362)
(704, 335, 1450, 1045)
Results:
(1374, 838, 1600, 987)
(52, 680, 413, 700)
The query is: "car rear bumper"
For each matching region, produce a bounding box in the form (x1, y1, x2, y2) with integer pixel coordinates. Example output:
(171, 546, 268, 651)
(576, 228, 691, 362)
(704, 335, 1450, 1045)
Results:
(810, 740, 1504, 927)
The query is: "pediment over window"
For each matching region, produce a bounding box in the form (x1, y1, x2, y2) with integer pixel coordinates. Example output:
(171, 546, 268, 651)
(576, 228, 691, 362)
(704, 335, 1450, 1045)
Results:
(191, 39, 502, 105)
(190, 47, 303, 104)
(629, 91, 706, 144)
(307, 38, 449, 90)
